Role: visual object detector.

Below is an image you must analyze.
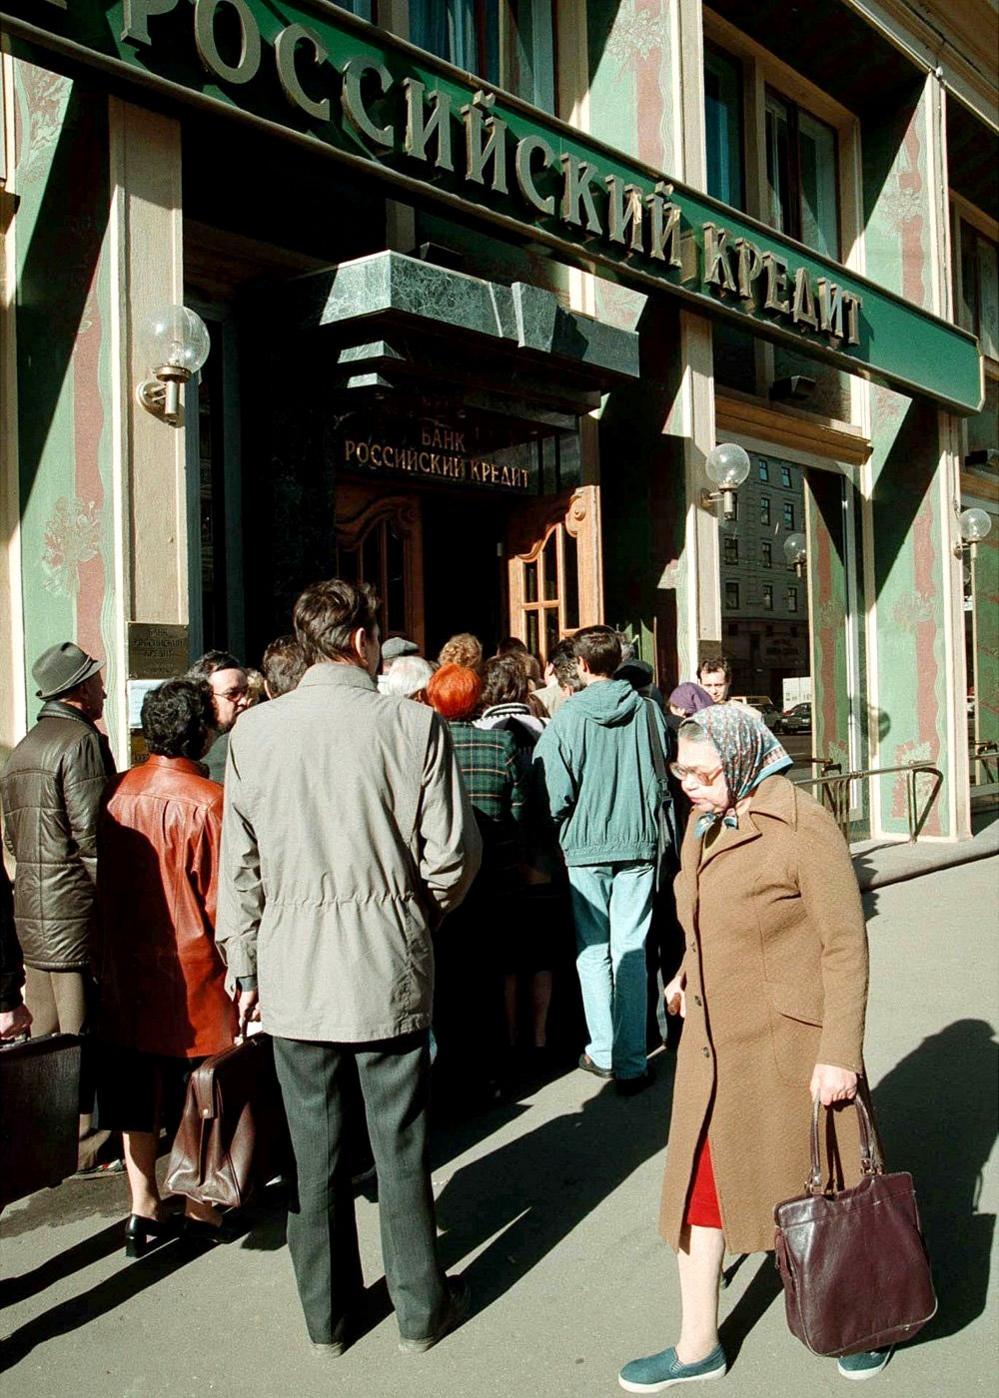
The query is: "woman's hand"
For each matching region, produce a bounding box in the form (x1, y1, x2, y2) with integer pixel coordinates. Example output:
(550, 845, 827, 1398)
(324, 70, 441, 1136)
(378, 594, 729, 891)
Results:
(664, 972, 686, 1019)
(810, 1063, 858, 1106)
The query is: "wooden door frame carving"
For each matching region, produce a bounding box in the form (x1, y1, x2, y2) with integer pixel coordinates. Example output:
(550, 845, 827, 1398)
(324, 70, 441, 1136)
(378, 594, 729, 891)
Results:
(334, 481, 425, 653)
(506, 485, 603, 656)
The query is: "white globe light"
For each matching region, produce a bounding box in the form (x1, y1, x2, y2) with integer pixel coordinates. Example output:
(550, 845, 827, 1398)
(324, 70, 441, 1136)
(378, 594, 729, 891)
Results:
(143, 305, 211, 376)
(783, 532, 807, 566)
(706, 442, 751, 489)
(959, 507, 992, 544)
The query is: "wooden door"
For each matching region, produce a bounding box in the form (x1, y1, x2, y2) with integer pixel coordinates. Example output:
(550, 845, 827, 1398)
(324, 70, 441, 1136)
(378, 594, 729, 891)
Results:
(505, 485, 603, 660)
(334, 480, 425, 653)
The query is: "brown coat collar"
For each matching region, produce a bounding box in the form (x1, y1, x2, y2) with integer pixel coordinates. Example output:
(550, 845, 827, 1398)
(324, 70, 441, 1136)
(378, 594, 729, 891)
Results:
(683, 774, 797, 872)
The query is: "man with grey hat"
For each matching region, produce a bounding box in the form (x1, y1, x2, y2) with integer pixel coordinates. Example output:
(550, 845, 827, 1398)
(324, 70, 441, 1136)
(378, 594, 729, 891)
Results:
(1, 642, 116, 1171)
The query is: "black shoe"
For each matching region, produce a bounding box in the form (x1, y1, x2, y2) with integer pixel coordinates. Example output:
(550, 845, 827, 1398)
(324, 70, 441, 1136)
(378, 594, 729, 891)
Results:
(578, 1053, 613, 1080)
(181, 1215, 239, 1245)
(398, 1276, 471, 1354)
(615, 1072, 652, 1097)
(123, 1213, 180, 1259)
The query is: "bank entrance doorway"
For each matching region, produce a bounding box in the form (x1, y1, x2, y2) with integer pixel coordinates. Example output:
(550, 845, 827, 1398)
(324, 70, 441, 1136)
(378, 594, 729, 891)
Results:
(334, 470, 602, 661)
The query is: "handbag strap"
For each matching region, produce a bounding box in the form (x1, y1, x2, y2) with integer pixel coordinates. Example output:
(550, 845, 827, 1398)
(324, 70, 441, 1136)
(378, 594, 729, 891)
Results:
(807, 1091, 883, 1194)
(644, 698, 668, 789)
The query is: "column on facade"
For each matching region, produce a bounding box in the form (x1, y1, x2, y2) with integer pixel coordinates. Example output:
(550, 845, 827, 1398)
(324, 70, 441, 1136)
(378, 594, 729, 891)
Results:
(862, 72, 970, 838)
(0, 49, 187, 766)
(575, 0, 718, 684)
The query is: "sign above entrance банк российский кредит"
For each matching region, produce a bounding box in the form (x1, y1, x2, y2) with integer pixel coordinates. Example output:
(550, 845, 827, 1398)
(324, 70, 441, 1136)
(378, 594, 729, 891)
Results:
(8, 0, 983, 415)
(343, 419, 532, 493)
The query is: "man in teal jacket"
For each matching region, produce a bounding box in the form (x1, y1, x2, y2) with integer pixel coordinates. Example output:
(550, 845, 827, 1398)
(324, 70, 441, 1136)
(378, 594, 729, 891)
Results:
(533, 626, 670, 1092)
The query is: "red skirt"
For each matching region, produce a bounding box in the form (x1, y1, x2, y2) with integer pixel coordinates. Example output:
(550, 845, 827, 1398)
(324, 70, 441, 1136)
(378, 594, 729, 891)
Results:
(684, 1136, 723, 1229)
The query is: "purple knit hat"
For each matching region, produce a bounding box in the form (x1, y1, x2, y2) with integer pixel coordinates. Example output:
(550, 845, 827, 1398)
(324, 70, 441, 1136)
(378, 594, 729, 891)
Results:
(668, 682, 716, 716)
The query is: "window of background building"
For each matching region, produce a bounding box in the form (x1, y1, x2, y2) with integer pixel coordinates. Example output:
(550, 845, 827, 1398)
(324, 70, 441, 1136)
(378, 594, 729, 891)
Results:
(761, 541, 772, 567)
(761, 496, 771, 525)
(410, 0, 556, 111)
(726, 580, 740, 609)
(758, 459, 770, 482)
(724, 536, 739, 564)
(780, 464, 792, 487)
(765, 91, 839, 259)
(705, 45, 744, 209)
(763, 583, 773, 611)
(956, 219, 999, 362)
(786, 586, 798, 612)
(783, 501, 795, 529)
(335, 0, 373, 17)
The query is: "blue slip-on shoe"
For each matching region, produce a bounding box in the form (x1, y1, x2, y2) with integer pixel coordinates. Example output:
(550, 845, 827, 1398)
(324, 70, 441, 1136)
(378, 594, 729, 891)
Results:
(836, 1348, 894, 1381)
(619, 1344, 727, 1393)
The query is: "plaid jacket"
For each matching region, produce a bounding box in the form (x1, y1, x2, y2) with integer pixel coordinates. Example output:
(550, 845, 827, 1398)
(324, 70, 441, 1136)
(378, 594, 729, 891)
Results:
(448, 721, 527, 878)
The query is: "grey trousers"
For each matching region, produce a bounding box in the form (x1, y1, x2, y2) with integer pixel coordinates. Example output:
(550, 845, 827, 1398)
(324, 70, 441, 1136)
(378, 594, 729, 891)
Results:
(272, 1031, 448, 1344)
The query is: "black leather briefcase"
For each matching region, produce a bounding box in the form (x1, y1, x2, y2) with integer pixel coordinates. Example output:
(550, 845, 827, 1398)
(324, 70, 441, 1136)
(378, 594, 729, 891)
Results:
(0, 1033, 82, 1209)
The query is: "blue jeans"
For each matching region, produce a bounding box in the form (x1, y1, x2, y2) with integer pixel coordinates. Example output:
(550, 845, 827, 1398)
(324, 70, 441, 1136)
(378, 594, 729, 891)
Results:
(567, 861, 656, 1080)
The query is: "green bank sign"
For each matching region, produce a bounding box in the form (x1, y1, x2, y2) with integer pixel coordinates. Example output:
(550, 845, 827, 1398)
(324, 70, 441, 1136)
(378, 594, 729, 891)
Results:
(5, 0, 983, 413)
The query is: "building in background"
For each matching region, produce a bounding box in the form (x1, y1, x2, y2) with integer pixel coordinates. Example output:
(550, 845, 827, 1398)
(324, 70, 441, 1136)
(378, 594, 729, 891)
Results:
(0, 0, 995, 840)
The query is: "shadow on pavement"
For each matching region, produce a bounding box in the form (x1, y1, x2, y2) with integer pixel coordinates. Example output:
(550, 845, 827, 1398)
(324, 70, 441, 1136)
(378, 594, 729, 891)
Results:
(432, 1053, 675, 1313)
(0, 1221, 124, 1308)
(0, 1235, 205, 1372)
(871, 1017, 997, 1346)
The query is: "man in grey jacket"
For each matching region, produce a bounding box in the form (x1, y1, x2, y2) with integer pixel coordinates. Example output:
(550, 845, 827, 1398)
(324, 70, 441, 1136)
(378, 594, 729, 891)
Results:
(217, 579, 481, 1357)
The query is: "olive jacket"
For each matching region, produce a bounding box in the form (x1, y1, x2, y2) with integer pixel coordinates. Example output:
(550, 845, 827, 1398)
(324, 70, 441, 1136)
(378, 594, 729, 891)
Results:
(216, 663, 482, 1043)
(659, 774, 869, 1255)
(1, 702, 116, 971)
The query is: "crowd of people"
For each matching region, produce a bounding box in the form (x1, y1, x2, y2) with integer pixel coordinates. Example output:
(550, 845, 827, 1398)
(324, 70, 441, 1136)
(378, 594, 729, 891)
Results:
(0, 586, 884, 1385)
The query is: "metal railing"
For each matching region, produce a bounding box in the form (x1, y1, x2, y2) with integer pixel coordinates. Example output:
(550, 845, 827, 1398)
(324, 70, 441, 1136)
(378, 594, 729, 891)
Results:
(792, 761, 943, 843)
(970, 742, 999, 797)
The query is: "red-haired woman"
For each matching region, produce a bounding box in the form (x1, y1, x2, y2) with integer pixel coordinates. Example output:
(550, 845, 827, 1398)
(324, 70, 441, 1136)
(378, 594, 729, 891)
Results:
(427, 664, 526, 1100)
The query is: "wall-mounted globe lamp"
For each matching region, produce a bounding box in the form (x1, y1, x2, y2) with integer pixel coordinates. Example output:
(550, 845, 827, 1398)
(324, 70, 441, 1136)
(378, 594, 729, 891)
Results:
(953, 507, 992, 560)
(783, 531, 808, 578)
(701, 442, 750, 522)
(136, 306, 211, 425)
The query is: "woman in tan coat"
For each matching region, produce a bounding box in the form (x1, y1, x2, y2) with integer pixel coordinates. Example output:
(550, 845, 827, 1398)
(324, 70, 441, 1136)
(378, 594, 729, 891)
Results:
(619, 706, 885, 1393)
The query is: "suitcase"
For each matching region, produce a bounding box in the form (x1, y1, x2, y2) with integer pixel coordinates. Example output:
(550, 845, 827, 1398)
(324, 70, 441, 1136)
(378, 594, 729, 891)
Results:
(0, 1033, 82, 1208)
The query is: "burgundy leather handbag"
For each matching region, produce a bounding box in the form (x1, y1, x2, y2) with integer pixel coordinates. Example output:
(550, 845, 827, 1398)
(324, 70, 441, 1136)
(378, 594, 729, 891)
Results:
(165, 1034, 290, 1210)
(773, 1093, 937, 1357)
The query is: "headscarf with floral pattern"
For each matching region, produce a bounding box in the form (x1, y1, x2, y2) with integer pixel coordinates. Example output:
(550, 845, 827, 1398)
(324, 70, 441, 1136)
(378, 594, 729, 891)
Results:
(681, 703, 793, 837)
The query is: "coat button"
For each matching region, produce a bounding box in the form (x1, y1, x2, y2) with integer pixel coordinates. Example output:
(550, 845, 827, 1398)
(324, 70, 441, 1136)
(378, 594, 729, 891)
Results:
(688, 942, 696, 952)
(702, 1046, 710, 1057)
(694, 995, 702, 1006)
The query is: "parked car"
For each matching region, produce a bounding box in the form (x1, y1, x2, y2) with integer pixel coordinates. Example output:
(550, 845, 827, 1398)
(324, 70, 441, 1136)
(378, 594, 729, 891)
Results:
(777, 702, 812, 735)
(730, 695, 780, 729)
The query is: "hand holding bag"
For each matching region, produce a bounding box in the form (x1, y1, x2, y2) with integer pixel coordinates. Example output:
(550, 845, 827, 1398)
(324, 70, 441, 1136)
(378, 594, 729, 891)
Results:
(165, 1033, 290, 1210)
(773, 1092, 937, 1357)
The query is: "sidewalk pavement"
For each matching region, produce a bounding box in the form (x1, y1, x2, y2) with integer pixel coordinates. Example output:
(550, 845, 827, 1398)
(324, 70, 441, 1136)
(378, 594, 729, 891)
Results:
(1, 859, 996, 1398)
(851, 807, 999, 891)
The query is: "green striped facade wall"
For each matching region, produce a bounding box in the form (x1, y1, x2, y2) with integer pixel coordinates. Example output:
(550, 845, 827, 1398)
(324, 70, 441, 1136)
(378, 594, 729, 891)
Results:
(863, 80, 953, 835)
(585, 0, 690, 682)
(10, 53, 120, 745)
(973, 515, 998, 755)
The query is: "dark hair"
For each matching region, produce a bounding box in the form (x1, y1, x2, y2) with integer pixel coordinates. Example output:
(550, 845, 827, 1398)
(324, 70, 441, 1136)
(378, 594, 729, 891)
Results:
(572, 625, 622, 678)
(141, 678, 216, 760)
(187, 649, 244, 682)
(698, 655, 732, 682)
(549, 638, 583, 692)
(496, 636, 529, 657)
(481, 654, 529, 708)
(261, 635, 307, 697)
(293, 579, 379, 665)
